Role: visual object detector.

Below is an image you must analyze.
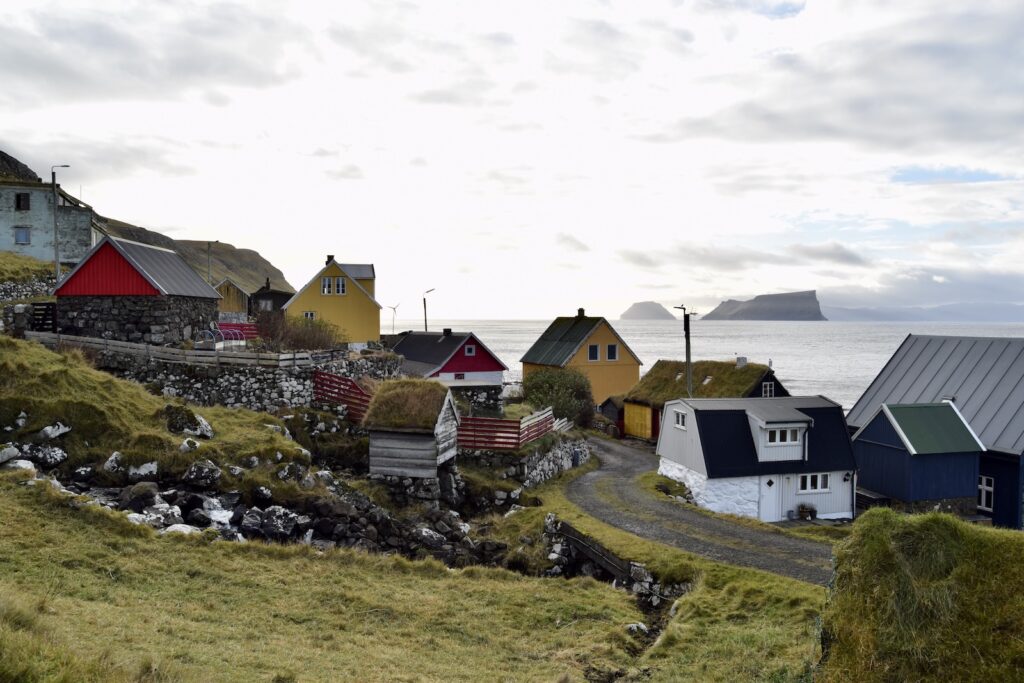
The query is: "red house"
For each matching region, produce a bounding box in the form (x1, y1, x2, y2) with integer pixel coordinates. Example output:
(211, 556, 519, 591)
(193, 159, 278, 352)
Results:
(388, 329, 508, 387)
(53, 236, 220, 344)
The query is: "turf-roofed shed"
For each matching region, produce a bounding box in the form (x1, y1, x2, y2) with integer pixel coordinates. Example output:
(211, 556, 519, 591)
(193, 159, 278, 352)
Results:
(622, 359, 788, 441)
(363, 379, 460, 479)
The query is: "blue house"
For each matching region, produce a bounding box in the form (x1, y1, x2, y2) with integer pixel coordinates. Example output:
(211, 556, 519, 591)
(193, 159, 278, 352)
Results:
(852, 402, 984, 515)
(847, 335, 1024, 528)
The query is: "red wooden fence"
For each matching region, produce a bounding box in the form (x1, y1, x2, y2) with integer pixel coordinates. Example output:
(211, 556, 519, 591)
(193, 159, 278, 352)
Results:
(216, 322, 260, 340)
(313, 370, 372, 422)
(458, 407, 556, 451)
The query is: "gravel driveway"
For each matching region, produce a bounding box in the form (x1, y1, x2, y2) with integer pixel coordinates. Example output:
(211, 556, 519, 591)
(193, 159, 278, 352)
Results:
(565, 438, 833, 586)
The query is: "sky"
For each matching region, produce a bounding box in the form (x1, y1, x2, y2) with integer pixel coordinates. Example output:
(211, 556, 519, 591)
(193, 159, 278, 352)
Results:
(2, 0, 1022, 319)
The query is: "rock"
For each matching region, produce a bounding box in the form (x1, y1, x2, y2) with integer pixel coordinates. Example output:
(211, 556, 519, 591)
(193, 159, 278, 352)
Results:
(179, 438, 201, 453)
(277, 462, 306, 482)
(186, 508, 212, 527)
(103, 452, 124, 473)
(140, 502, 184, 528)
(184, 414, 214, 439)
(127, 461, 158, 482)
(2, 459, 36, 475)
(72, 466, 93, 483)
(38, 422, 71, 440)
(161, 524, 200, 535)
(0, 444, 20, 464)
(120, 482, 159, 512)
(163, 404, 213, 438)
(227, 466, 245, 477)
(412, 526, 446, 550)
(24, 445, 68, 468)
(314, 470, 335, 485)
(252, 486, 273, 506)
(239, 507, 264, 536)
(182, 459, 221, 488)
(626, 622, 649, 636)
(261, 505, 298, 540)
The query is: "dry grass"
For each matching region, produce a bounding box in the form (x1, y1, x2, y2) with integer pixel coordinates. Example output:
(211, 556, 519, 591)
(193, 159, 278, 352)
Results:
(363, 378, 450, 431)
(625, 359, 772, 406)
(0, 251, 54, 283)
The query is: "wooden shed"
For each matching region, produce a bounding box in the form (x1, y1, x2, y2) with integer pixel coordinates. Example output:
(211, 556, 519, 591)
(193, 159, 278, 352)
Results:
(214, 277, 249, 318)
(364, 379, 460, 479)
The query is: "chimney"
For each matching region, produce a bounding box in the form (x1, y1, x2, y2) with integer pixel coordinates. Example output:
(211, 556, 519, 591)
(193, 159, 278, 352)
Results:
(577, 308, 585, 318)
(265, 277, 270, 289)
(443, 328, 452, 336)
(736, 356, 747, 369)
(326, 254, 334, 266)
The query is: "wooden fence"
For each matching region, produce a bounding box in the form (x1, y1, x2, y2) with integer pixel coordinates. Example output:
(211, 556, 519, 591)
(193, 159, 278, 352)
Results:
(25, 331, 317, 368)
(459, 407, 564, 451)
(312, 370, 372, 422)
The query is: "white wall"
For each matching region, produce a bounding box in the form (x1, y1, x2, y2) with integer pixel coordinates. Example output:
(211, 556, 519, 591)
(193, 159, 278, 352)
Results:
(778, 470, 854, 520)
(655, 402, 708, 476)
(659, 458, 759, 518)
(436, 371, 504, 385)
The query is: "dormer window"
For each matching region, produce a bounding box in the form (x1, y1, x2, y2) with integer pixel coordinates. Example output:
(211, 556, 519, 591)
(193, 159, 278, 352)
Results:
(762, 382, 774, 398)
(767, 428, 800, 445)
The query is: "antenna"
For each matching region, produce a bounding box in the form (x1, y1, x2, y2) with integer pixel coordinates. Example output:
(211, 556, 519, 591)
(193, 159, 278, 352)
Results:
(674, 305, 695, 398)
(387, 303, 400, 334)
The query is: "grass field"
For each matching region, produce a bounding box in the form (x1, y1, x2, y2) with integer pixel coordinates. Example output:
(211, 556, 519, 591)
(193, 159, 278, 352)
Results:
(0, 251, 53, 283)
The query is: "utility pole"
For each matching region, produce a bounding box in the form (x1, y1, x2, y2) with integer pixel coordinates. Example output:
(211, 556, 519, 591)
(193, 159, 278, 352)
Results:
(674, 305, 693, 398)
(423, 288, 435, 331)
(51, 164, 70, 280)
(206, 240, 218, 284)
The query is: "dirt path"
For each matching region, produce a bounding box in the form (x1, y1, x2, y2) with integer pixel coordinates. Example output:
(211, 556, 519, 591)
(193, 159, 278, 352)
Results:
(565, 438, 833, 586)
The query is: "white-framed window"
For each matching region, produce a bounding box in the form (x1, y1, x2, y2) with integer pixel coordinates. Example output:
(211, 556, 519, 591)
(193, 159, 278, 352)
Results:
(303, 311, 316, 320)
(335, 276, 346, 295)
(13, 227, 30, 245)
(799, 473, 829, 493)
(978, 475, 994, 512)
(762, 382, 775, 398)
(321, 277, 333, 295)
(673, 409, 686, 430)
(767, 428, 800, 445)
(465, 344, 476, 357)
(607, 344, 618, 361)
(588, 344, 599, 361)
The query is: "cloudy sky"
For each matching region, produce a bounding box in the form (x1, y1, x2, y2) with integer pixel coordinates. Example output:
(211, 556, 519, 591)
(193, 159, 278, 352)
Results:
(2, 0, 1022, 319)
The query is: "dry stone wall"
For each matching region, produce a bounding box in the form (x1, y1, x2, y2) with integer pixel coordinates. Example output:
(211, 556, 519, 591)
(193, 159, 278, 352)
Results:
(0, 275, 55, 304)
(56, 295, 218, 344)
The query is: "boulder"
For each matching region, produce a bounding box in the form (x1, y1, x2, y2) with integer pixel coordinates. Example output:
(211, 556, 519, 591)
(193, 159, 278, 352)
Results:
(1, 459, 36, 476)
(38, 422, 71, 440)
(412, 526, 446, 550)
(182, 459, 221, 488)
(277, 462, 307, 482)
(161, 524, 201, 535)
(120, 482, 159, 512)
(72, 466, 93, 483)
(186, 508, 212, 527)
(103, 452, 124, 473)
(24, 445, 68, 468)
(0, 443, 20, 465)
(252, 486, 273, 506)
(260, 505, 298, 541)
(162, 404, 213, 438)
(239, 507, 264, 536)
(179, 438, 201, 453)
(127, 461, 158, 482)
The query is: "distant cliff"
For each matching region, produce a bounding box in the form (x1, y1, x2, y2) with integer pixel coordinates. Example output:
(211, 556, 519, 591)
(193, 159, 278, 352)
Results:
(620, 301, 677, 320)
(703, 291, 827, 321)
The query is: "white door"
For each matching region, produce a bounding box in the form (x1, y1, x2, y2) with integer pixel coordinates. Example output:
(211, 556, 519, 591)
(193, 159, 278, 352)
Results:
(759, 475, 782, 522)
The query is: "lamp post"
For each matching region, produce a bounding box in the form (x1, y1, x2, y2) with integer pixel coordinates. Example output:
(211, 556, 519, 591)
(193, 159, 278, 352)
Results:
(51, 164, 70, 280)
(674, 305, 693, 398)
(423, 288, 435, 332)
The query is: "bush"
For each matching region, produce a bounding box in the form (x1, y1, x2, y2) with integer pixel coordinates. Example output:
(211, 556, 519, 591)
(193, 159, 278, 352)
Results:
(256, 311, 346, 351)
(522, 368, 594, 427)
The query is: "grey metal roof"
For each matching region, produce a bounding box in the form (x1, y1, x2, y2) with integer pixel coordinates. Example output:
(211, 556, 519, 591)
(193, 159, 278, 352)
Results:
(679, 396, 837, 420)
(115, 238, 221, 299)
(847, 335, 1024, 455)
(520, 314, 641, 367)
(340, 263, 375, 279)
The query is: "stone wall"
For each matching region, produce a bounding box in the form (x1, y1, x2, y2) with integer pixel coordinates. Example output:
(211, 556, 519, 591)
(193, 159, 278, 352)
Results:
(451, 385, 503, 417)
(0, 274, 55, 305)
(889, 496, 977, 516)
(96, 351, 402, 412)
(56, 295, 218, 344)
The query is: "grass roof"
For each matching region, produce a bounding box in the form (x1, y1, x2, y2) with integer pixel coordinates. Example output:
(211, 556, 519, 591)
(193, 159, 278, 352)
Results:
(362, 379, 451, 432)
(624, 359, 771, 407)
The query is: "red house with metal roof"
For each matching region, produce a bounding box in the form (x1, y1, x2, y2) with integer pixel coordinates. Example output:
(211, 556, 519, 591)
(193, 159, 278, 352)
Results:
(387, 329, 508, 387)
(54, 236, 220, 344)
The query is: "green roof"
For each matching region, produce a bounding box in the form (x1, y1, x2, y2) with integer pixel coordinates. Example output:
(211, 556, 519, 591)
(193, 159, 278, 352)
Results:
(624, 359, 776, 407)
(521, 315, 604, 366)
(884, 403, 983, 455)
(362, 379, 452, 432)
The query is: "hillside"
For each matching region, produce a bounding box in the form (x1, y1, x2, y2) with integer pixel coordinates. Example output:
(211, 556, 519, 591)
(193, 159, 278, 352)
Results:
(703, 291, 827, 321)
(821, 508, 1024, 682)
(0, 251, 53, 283)
(620, 301, 677, 320)
(0, 150, 41, 182)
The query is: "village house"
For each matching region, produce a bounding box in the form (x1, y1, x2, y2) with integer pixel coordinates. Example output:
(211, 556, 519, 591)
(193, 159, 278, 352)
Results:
(851, 402, 985, 517)
(656, 396, 857, 522)
(621, 358, 789, 441)
(250, 277, 294, 315)
(364, 379, 460, 480)
(282, 255, 380, 348)
(847, 334, 1024, 529)
(53, 235, 220, 344)
(521, 309, 641, 404)
(214, 277, 249, 322)
(1, 178, 103, 266)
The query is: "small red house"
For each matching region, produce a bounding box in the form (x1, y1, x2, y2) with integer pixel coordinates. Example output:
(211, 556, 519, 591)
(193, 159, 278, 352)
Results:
(53, 236, 220, 344)
(388, 329, 508, 386)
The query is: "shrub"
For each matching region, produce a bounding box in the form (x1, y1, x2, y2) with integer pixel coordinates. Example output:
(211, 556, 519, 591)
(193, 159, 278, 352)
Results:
(522, 368, 594, 427)
(255, 311, 346, 351)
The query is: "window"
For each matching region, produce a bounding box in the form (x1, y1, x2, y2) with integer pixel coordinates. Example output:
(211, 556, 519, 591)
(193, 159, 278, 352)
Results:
(978, 475, 994, 512)
(465, 344, 476, 357)
(303, 311, 316, 320)
(335, 276, 346, 295)
(767, 428, 800, 445)
(258, 299, 272, 311)
(799, 473, 830, 492)
(588, 344, 599, 361)
(673, 410, 686, 430)
(14, 193, 29, 211)
(13, 227, 30, 245)
(607, 344, 618, 361)
(762, 382, 775, 398)
(454, 373, 465, 380)
(321, 277, 333, 295)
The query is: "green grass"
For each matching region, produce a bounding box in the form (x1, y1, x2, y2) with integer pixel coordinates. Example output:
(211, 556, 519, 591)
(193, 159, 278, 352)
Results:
(625, 359, 771, 406)
(820, 508, 1024, 682)
(0, 471, 648, 682)
(501, 402, 537, 421)
(0, 337, 309, 497)
(0, 251, 54, 283)
(362, 378, 449, 431)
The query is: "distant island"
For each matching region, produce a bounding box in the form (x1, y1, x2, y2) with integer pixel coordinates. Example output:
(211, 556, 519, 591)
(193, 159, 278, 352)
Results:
(703, 290, 827, 321)
(620, 301, 677, 320)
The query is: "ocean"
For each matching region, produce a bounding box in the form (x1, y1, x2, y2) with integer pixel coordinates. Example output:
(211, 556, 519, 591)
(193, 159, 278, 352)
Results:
(391, 319, 1024, 410)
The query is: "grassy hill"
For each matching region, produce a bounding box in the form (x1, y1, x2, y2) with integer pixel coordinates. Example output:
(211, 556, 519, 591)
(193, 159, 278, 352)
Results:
(820, 508, 1024, 682)
(0, 252, 53, 284)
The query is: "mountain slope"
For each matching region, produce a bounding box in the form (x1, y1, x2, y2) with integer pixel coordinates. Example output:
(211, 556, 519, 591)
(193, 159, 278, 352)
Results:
(703, 291, 827, 321)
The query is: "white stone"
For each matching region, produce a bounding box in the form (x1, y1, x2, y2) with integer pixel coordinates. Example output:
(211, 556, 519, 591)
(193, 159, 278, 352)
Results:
(161, 524, 200, 535)
(179, 438, 200, 452)
(0, 444, 20, 465)
(128, 461, 158, 481)
(38, 422, 71, 440)
(103, 452, 124, 473)
(184, 414, 214, 439)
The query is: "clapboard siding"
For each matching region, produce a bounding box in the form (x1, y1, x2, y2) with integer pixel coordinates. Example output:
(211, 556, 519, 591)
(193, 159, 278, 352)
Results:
(367, 389, 462, 478)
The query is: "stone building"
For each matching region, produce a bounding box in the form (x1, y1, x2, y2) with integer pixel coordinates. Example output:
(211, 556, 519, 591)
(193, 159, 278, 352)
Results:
(0, 178, 102, 266)
(54, 236, 220, 344)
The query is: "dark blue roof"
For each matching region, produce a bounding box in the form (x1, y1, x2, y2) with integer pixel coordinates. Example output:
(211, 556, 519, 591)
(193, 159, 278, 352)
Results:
(693, 402, 856, 478)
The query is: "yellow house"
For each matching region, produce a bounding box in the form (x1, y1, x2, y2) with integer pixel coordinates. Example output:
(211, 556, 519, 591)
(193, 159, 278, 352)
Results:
(282, 255, 381, 346)
(521, 309, 641, 404)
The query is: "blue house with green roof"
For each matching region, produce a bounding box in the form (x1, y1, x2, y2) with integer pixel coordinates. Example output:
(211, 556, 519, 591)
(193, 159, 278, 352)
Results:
(852, 402, 985, 516)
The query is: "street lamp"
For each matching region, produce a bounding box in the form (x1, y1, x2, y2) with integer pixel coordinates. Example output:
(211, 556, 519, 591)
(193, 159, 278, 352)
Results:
(51, 164, 70, 280)
(423, 288, 435, 332)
